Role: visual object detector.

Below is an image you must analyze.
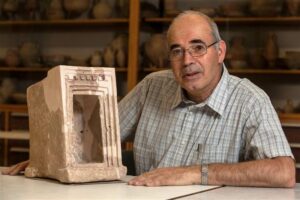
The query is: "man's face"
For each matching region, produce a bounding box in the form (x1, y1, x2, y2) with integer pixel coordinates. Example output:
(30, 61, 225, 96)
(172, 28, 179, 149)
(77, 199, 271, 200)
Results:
(167, 15, 226, 100)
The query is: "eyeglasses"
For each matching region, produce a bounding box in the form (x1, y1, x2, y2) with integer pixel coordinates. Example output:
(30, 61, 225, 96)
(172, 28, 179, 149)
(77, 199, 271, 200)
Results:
(169, 41, 219, 61)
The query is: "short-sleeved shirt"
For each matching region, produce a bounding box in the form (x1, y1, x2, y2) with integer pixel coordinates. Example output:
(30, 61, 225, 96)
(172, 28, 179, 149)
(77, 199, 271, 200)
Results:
(118, 66, 293, 175)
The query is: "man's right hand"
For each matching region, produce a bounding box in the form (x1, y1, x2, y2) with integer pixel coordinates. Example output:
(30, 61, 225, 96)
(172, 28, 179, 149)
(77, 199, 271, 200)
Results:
(1, 160, 29, 175)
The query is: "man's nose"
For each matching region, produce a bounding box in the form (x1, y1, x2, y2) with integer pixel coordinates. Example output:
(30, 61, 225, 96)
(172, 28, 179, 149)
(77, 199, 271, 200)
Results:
(183, 49, 194, 66)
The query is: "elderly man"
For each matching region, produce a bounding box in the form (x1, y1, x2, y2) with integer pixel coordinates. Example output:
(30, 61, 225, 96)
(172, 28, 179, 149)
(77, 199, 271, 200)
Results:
(121, 11, 295, 187)
(3, 11, 295, 188)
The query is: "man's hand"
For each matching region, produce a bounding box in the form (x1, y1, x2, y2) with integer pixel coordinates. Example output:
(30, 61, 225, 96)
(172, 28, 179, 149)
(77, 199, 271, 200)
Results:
(1, 160, 29, 175)
(128, 165, 200, 186)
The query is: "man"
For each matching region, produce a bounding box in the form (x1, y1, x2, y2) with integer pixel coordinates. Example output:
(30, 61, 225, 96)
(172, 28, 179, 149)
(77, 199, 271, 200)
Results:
(120, 11, 295, 187)
(2, 11, 295, 187)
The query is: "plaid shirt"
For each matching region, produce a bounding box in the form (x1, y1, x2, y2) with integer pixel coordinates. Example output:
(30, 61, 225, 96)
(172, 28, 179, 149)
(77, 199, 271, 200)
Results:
(119, 66, 293, 175)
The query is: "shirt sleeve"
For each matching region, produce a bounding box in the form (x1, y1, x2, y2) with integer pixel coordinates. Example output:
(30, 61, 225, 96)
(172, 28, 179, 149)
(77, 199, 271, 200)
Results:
(244, 95, 294, 160)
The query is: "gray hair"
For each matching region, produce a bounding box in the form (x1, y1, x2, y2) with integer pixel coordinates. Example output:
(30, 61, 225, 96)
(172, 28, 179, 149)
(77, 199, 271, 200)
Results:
(167, 10, 222, 48)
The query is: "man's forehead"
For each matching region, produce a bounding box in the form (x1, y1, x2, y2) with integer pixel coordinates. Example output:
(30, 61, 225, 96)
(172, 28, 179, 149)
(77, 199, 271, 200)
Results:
(168, 18, 212, 44)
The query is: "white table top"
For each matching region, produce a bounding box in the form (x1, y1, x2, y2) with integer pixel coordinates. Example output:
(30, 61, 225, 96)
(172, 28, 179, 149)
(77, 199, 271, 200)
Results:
(180, 184, 300, 200)
(0, 172, 219, 200)
(2, 169, 300, 200)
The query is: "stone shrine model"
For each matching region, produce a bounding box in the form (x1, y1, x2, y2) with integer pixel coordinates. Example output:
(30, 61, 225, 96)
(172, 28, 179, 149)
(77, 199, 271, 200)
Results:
(25, 65, 127, 183)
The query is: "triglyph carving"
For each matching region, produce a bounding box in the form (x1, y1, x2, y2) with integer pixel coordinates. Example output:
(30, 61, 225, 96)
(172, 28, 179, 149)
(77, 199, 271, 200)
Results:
(25, 65, 127, 183)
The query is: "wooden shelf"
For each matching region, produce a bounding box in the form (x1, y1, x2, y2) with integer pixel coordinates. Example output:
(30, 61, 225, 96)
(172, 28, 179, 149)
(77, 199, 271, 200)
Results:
(0, 104, 28, 113)
(0, 67, 128, 72)
(0, 18, 129, 28)
(144, 16, 300, 26)
(279, 113, 300, 124)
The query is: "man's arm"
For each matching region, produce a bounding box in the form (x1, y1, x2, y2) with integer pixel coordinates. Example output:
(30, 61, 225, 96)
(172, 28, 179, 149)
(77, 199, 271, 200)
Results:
(1, 160, 29, 175)
(128, 156, 295, 188)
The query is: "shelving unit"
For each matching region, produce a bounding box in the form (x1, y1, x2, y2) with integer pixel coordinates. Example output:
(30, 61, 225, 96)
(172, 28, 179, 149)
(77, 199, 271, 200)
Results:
(0, 0, 141, 91)
(0, 0, 141, 165)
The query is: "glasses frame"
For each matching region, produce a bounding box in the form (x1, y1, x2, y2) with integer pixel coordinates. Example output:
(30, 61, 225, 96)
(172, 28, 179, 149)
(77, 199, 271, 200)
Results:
(169, 40, 219, 61)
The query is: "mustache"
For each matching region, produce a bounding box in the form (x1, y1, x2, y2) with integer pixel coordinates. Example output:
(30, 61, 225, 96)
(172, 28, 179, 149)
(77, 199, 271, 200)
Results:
(182, 64, 204, 76)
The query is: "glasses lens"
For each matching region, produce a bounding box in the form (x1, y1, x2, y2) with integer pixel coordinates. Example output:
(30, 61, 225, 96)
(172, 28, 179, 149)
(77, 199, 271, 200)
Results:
(170, 48, 183, 61)
(190, 43, 206, 57)
(169, 41, 215, 61)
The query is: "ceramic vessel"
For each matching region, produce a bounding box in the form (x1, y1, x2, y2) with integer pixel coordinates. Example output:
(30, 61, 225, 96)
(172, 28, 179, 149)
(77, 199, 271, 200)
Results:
(64, 0, 90, 15)
(92, 0, 112, 19)
(89, 51, 103, 67)
(164, 0, 180, 17)
(103, 46, 115, 67)
(285, 51, 300, 69)
(19, 42, 41, 67)
(115, 0, 129, 17)
(286, 0, 300, 16)
(227, 36, 248, 68)
(5, 49, 20, 67)
(46, 0, 65, 20)
(0, 78, 16, 103)
(250, 0, 282, 16)
(2, 0, 19, 19)
(263, 33, 279, 68)
(144, 34, 168, 68)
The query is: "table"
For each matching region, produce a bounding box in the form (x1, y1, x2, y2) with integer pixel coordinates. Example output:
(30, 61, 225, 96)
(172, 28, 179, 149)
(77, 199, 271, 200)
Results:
(0, 172, 219, 200)
(1, 171, 300, 200)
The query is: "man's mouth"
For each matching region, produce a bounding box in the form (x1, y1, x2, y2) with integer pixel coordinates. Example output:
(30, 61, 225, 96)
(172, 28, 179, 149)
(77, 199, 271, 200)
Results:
(183, 71, 201, 80)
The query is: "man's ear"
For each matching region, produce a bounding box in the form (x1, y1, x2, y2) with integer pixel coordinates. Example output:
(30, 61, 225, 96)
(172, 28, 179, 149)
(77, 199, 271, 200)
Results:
(217, 40, 227, 64)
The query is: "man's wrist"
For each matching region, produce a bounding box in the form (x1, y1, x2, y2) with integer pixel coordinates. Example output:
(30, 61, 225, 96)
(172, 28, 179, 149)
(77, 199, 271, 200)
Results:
(201, 164, 209, 185)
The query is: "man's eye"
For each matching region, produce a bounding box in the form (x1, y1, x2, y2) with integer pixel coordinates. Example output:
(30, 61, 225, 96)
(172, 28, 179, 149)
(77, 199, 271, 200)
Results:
(171, 48, 183, 56)
(192, 44, 205, 53)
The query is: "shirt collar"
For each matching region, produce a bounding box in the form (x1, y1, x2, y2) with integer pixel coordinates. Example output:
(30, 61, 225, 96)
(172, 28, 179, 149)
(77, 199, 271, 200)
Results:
(171, 65, 229, 116)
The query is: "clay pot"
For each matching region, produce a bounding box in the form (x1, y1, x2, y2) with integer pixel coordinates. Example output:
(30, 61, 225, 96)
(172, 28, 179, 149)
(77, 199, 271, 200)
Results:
(164, 0, 180, 17)
(0, 78, 16, 103)
(64, 0, 90, 14)
(5, 49, 20, 67)
(19, 42, 41, 67)
(89, 51, 103, 67)
(286, 0, 300, 16)
(115, 0, 129, 17)
(46, 0, 65, 20)
(3, 0, 18, 13)
(227, 37, 248, 69)
(249, 0, 282, 16)
(92, 0, 112, 19)
(263, 33, 279, 68)
(2, 0, 19, 19)
(144, 34, 168, 68)
(284, 99, 294, 113)
(115, 49, 126, 67)
(103, 46, 115, 67)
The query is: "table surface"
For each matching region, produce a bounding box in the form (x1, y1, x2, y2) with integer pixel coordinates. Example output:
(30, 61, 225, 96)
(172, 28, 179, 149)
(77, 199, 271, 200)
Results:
(0, 172, 220, 200)
(1, 171, 300, 200)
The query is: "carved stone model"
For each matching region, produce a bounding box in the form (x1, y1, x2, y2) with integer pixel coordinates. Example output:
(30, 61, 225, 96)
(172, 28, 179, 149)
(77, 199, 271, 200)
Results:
(25, 65, 127, 183)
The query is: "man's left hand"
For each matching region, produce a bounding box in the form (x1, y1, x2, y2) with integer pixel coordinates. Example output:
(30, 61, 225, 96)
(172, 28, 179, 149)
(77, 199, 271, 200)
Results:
(128, 166, 200, 186)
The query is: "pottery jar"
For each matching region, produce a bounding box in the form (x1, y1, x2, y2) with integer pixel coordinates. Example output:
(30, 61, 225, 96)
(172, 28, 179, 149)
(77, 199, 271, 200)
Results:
(46, 0, 65, 20)
(263, 32, 279, 68)
(92, 0, 112, 19)
(5, 49, 20, 67)
(89, 51, 103, 67)
(286, 0, 300, 16)
(64, 0, 90, 14)
(19, 42, 41, 67)
(144, 34, 168, 68)
(103, 46, 115, 67)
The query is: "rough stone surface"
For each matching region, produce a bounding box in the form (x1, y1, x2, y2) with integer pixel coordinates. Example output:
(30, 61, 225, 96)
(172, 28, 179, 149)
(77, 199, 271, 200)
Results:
(25, 65, 127, 183)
